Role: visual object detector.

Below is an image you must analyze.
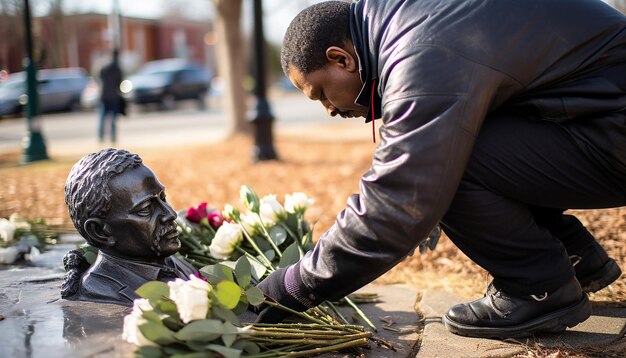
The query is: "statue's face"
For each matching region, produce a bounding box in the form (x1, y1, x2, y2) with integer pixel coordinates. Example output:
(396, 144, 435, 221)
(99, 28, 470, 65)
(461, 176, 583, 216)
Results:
(104, 164, 180, 260)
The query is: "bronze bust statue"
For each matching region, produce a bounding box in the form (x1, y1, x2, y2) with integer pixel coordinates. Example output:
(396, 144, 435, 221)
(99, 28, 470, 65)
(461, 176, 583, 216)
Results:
(61, 148, 197, 306)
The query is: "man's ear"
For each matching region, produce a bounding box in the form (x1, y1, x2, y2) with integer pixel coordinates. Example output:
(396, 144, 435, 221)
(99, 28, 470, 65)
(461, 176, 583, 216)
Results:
(84, 218, 115, 248)
(325, 46, 358, 72)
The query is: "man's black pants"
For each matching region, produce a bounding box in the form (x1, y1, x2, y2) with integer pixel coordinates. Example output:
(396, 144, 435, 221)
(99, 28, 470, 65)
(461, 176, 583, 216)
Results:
(441, 110, 626, 296)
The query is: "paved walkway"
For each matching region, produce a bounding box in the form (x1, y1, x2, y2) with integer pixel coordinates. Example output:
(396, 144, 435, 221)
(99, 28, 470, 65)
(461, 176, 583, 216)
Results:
(1, 237, 624, 358)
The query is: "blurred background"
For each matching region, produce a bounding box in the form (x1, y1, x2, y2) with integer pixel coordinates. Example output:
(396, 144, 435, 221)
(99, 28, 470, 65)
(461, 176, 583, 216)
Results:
(0, 0, 343, 163)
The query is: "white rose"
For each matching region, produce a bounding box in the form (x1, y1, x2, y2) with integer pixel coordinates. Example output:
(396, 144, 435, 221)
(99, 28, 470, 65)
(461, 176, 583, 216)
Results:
(168, 275, 212, 323)
(259, 195, 286, 225)
(0, 218, 16, 242)
(0, 246, 20, 264)
(285, 192, 314, 214)
(240, 212, 262, 237)
(209, 222, 244, 259)
(9, 213, 31, 231)
(122, 299, 158, 347)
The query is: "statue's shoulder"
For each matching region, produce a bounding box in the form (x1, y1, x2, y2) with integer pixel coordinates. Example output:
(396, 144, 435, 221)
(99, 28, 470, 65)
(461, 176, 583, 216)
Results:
(75, 258, 141, 306)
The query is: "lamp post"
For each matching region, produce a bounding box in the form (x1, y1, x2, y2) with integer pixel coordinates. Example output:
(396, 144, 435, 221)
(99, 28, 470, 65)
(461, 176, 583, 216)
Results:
(21, 0, 48, 162)
(249, 0, 277, 161)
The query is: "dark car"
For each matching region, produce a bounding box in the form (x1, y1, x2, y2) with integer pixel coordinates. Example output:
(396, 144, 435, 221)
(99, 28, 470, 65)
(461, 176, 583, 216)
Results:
(121, 59, 211, 110)
(0, 68, 90, 117)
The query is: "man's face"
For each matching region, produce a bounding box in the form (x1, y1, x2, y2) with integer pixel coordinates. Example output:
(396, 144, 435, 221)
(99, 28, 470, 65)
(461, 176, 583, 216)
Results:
(288, 58, 367, 119)
(104, 164, 180, 261)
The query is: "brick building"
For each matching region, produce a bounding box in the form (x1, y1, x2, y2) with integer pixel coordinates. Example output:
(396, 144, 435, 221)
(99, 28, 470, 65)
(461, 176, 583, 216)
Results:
(1, 12, 216, 77)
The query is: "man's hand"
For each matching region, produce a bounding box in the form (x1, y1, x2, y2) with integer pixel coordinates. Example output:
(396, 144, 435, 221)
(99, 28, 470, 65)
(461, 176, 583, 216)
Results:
(253, 267, 309, 323)
(419, 224, 442, 254)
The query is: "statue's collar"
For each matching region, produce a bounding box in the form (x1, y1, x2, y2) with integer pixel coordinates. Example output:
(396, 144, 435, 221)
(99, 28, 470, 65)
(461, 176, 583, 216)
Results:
(97, 251, 178, 282)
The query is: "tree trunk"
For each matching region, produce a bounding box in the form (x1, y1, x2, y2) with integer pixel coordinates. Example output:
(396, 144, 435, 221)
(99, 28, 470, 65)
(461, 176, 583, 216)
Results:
(213, 0, 250, 136)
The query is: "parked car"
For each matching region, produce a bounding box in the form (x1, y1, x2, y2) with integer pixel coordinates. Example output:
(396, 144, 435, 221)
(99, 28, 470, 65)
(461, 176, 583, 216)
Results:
(121, 59, 211, 110)
(0, 68, 91, 117)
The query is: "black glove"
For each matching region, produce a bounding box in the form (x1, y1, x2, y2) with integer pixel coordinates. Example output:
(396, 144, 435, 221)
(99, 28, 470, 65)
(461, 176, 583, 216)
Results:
(254, 267, 309, 323)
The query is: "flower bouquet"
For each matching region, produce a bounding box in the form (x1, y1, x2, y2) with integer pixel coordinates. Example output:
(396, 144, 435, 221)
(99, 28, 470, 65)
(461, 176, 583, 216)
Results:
(176, 186, 316, 276)
(123, 258, 375, 357)
(175, 186, 378, 330)
(0, 214, 61, 264)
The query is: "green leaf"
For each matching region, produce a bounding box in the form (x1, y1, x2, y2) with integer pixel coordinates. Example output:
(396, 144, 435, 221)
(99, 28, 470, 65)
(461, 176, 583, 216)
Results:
(135, 346, 163, 358)
(214, 281, 241, 309)
(206, 344, 242, 358)
(211, 305, 241, 326)
(185, 340, 214, 352)
(301, 230, 313, 246)
(174, 319, 224, 341)
(162, 316, 184, 331)
(221, 321, 240, 347)
(141, 310, 162, 324)
(231, 339, 260, 355)
(234, 257, 252, 289)
(155, 300, 179, 318)
(220, 261, 238, 271)
(245, 286, 265, 306)
(199, 264, 234, 285)
(232, 300, 249, 316)
(136, 281, 170, 302)
(278, 242, 302, 268)
(269, 226, 287, 246)
(138, 321, 177, 345)
(247, 257, 267, 281)
(170, 352, 216, 358)
(262, 250, 275, 262)
(163, 346, 195, 356)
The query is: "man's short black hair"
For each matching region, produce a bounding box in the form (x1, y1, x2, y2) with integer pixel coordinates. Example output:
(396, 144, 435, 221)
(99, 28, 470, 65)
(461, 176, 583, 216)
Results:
(281, 1, 352, 75)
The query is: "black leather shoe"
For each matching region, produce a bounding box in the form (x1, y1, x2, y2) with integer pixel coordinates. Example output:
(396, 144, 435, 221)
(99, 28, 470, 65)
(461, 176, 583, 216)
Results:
(570, 240, 622, 293)
(442, 276, 591, 339)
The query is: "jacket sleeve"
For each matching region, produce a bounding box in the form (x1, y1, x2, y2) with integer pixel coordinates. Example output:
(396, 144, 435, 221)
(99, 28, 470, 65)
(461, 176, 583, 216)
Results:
(286, 45, 521, 307)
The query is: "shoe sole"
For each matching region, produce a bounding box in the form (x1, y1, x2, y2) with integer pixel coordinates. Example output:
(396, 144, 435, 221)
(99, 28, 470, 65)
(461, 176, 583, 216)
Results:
(578, 259, 622, 293)
(442, 294, 592, 339)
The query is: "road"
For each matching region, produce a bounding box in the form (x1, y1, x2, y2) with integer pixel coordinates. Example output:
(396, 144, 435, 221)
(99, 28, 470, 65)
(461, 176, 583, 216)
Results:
(0, 93, 367, 158)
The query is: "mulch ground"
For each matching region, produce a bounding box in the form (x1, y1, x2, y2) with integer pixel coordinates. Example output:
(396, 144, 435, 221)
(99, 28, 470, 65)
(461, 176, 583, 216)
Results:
(1, 133, 624, 357)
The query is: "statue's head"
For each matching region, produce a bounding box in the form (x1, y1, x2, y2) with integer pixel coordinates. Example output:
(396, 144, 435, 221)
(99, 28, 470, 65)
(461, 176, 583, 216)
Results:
(65, 148, 181, 261)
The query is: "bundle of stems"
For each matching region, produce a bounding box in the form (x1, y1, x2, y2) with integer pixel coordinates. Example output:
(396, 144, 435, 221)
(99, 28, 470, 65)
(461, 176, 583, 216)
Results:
(244, 323, 372, 357)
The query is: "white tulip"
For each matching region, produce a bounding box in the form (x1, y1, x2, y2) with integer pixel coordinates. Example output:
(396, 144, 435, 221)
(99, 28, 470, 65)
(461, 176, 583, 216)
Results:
(122, 299, 158, 347)
(259, 194, 286, 225)
(168, 275, 212, 323)
(0, 218, 16, 242)
(285, 192, 314, 214)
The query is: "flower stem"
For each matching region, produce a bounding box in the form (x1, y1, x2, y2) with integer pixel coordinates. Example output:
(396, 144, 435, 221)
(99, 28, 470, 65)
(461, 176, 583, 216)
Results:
(323, 301, 349, 325)
(264, 301, 327, 325)
(256, 213, 283, 257)
(235, 247, 274, 273)
(344, 297, 377, 332)
(284, 337, 370, 357)
(279, 223, 301, 249)
(238, 226, 275, 268)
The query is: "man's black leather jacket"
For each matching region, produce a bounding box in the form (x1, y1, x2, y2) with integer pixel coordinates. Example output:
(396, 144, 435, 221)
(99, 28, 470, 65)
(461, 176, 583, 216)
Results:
(283, 0, 626, 308)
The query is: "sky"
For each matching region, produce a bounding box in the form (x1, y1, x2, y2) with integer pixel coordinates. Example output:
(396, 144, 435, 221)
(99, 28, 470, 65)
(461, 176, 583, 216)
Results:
(32, 0, 325, 45)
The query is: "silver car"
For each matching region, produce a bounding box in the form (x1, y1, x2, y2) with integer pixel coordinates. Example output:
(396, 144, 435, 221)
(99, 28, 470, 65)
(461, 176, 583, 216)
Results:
(0, 68, 91, 117)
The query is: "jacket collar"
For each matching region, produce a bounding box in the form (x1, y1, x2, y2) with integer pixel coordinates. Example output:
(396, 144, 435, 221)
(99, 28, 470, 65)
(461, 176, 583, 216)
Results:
(350, 0, 382, 124)
(98, 250, 181, 282)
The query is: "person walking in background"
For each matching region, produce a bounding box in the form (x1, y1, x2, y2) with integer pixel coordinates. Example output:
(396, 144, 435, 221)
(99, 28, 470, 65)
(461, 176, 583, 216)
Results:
(98, 50, 125, 144)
